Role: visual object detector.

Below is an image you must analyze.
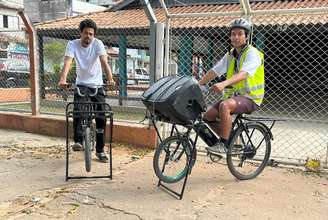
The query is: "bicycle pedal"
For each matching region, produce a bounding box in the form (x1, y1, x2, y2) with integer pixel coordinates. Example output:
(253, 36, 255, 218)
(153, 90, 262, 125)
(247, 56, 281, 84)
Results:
(208, 153, 223, 163)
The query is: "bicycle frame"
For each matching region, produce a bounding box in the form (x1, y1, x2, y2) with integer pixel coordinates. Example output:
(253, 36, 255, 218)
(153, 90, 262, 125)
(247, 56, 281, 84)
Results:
(192, 114, 274, 154)
(151, 112, 277, 199)
(65, 85, 114, 180)
(75, 85, 99, 125)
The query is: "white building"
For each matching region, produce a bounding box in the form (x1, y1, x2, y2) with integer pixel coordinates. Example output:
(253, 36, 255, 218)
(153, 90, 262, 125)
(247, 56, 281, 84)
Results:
(0, 0, 23, 30)
(79, 0, 116, 7)
(24, 0, 108, 23)
(24, 0, 72, 23)
(0, 0, 27, 60)
(72, 0, 106, 16)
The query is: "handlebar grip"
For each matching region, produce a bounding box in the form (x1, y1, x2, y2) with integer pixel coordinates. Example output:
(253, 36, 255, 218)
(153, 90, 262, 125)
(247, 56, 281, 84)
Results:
(65, 83, 72, 89)
(76, 86, 99, 97)
(75, 86, 85, 97)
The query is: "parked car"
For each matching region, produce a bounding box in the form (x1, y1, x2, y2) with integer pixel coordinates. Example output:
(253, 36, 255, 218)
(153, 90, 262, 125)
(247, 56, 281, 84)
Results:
(128, 68, 150, 85)
(113, 68, 150, 85)
(0, 59, 30, 88)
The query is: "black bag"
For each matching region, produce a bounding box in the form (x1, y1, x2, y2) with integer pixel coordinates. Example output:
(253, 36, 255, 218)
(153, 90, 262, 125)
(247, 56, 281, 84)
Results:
(142, 76, 206, 125)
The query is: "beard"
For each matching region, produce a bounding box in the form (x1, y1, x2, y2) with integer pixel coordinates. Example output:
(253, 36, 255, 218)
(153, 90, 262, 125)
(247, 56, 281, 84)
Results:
(82, 38, 91, 47)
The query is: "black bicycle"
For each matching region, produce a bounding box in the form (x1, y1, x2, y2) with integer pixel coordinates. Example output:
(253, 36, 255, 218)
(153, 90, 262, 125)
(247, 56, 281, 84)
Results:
(153, 106, 275, 183)
(142, 76, 276, 199)
(67, 84, 107, 172)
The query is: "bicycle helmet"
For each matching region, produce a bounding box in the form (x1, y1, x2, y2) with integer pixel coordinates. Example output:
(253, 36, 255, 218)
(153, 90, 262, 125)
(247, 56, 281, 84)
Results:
(230, 18, 252, 35)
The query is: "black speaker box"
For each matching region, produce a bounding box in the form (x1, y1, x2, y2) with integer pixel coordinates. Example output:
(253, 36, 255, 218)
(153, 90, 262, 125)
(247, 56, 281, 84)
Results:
(142, 76, 206, 125)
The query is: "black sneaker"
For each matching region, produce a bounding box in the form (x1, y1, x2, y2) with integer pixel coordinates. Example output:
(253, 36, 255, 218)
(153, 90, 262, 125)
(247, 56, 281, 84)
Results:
(205, 141, 227, 155)
(71, 142, 83, 151)
(95, 152, 108, 163)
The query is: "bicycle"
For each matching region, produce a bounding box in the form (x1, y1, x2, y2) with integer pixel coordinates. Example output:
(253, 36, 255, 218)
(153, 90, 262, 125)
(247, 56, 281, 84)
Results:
(152, 91, 275, 183)
(65, 83, 112, 173)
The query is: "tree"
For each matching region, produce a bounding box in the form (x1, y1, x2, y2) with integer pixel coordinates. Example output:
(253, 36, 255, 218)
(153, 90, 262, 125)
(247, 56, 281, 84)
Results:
(44, 41, 66, 65)
(43, 41, 76, 84)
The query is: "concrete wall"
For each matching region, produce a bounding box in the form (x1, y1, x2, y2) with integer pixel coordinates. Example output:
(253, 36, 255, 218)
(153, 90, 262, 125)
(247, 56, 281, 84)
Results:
(0, 112, 158, 148)
(24, 0, 72, 23)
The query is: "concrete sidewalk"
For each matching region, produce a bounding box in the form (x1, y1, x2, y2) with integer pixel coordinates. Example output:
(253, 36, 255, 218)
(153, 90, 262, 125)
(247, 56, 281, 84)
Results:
(0, 129, 327, 219)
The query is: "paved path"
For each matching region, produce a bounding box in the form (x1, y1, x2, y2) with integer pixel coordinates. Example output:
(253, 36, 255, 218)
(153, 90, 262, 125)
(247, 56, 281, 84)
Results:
(0, 129, 327, 219)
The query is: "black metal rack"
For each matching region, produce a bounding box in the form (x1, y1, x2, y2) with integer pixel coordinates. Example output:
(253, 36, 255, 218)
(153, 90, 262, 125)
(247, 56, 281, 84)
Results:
(151, 116, 197, 200)
(65, 102, 114, 181)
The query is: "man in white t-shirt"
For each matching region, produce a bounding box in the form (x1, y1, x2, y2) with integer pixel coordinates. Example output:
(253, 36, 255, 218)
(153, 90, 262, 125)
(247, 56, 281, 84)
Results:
(199, 18, 265, 155)
(58, 19, 115, 162)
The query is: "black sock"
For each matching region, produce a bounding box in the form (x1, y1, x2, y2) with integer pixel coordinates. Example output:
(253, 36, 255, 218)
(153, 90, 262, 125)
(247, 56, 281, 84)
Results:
(220, 138, 228, 146)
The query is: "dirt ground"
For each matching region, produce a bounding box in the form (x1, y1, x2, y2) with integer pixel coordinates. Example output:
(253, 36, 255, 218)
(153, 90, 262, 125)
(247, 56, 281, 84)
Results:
(0, 129, 327, 220)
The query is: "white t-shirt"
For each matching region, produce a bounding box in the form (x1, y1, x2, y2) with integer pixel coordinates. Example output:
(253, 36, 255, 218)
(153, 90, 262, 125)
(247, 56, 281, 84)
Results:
(211, 46, 262, 77)
(64, 38, 107, 87)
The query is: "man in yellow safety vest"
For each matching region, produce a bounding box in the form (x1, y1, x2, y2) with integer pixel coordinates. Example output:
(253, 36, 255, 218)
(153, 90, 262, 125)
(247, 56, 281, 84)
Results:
(199, 18, 264, 155)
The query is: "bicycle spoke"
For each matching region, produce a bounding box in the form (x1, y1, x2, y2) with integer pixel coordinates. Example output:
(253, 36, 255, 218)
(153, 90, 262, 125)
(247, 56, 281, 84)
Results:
(153, 136, 191, 184)
(227, 123, 271, 180)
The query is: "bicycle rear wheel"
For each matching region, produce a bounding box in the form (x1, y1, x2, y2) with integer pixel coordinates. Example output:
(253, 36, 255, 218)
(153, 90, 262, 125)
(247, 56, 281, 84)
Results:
(153, 135, 193, 184)
(83, 127, 92, 172)
(226, 123, 271, 180)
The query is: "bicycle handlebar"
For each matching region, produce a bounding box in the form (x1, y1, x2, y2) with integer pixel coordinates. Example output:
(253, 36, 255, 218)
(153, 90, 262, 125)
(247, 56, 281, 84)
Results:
(200, 83, 233, 100)
(65, 83, 107, 97)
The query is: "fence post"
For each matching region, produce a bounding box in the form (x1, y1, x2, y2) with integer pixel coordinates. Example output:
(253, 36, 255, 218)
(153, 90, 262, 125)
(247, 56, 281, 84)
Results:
(38, 35, 45, 99)
(118, 34, 127, 106)
(178, 35, 193, 76)
(164, 17, 171, 76)
(141, 0, 157, 84)
(18, 11, 40, 116)
(155, 22, 164, 80)
(149, 23, 157, 84)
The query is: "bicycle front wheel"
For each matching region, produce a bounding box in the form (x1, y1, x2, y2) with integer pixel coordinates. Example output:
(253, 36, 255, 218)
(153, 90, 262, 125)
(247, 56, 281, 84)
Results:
(226, 123, 271, 180)
(153, 135, 193, 184)
(83, 127, 92, 172)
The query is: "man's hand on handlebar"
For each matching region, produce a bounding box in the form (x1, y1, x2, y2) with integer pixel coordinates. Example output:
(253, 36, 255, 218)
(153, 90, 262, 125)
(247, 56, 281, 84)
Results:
(212, 82, 226, 93)
(212, 82, 233, 93)
(58, 80, 70, 90)
(106, 79, 116, 87)
(105, 80, 116, 91)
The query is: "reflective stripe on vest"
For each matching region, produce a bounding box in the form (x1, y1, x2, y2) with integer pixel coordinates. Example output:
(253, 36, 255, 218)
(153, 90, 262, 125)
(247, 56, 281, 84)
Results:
(234, 84, 265, 95)
(223, 45, 265, 105)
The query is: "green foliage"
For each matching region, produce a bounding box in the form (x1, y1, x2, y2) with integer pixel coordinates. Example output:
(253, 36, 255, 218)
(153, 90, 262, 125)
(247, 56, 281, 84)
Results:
(68, 61, 76, 83)
(53, 64, 61, 75)
(44, 41, 66, 64)
(43, 61, 76, 87)
(50, 61, 76, 83)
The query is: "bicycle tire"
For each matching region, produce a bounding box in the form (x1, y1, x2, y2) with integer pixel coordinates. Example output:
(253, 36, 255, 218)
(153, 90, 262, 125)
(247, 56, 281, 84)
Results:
(90, 124, 96, 151)
(226, 123, 271, 180)
(83, 127, 92, 172)
(153, 135, 194, 184)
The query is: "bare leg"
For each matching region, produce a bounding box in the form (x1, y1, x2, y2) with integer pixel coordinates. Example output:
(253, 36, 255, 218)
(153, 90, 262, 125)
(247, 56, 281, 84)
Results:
(203, 106, 220, 135)
(218, 98, 237, 140)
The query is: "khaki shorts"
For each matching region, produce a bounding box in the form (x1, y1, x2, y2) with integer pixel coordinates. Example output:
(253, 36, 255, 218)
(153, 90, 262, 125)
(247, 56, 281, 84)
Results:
(213, 96, 258, 114)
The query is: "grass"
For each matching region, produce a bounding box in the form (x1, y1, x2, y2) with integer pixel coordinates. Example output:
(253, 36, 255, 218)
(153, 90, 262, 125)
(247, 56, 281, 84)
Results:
(0, 103, 146, 122)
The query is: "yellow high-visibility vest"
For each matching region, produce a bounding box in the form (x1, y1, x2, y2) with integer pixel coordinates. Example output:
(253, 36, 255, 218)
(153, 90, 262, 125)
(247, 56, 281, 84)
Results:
(223, 45, 265, 105)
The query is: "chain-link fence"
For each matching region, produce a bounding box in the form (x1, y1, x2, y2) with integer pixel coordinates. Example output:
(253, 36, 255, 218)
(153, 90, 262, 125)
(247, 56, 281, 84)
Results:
(1, 29, 151, 122)
(1, 2, 327, 167)
(35, 28, 151, 122)
(0, 30, 32, 113)
(162, 6, 328, 166)
(0, 28, 151, 122)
